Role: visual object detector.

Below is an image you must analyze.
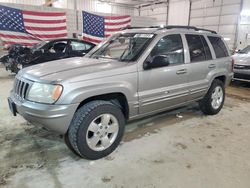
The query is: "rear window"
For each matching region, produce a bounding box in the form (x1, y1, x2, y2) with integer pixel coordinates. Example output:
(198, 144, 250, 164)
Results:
(208, 36, 229, 58)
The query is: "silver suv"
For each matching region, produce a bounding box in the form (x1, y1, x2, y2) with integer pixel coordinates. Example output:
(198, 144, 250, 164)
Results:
(8, 26, 233, 159)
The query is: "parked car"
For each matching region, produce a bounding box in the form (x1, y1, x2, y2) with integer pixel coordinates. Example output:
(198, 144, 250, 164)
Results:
(233, 45, 250, 82)
(8, 26, 233, 159)
(1, 39, 95, 73)
(0, 44, 31, 73)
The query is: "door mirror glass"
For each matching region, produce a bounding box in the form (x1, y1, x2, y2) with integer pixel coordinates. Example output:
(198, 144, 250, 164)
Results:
(144, 55, 170, 70)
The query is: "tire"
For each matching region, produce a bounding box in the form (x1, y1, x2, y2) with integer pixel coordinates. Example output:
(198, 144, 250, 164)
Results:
(68, 100, 125, 160)
(199, 79, 225, 115)
(64, 133, 79, 156)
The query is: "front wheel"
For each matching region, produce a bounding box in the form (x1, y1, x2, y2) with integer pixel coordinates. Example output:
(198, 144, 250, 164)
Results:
(199, 79, 225, 115)
(68, 100, 125, 160)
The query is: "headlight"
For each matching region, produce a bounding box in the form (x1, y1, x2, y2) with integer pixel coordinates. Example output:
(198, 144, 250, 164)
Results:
(27, 83, 63, 104)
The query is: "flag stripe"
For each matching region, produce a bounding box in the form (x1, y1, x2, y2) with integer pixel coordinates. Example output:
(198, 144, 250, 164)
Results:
(105, 27, 123, 32)
(24, 22, 66, 28)
(105, 23, 131, 29)
(0, 33, 37, 40)
(83, 33, 103, 44)
(1, 37, 39, 44)
(104, 15, 130, 20)
(25, 26, 67, 31)
(83, 36, 102, 44)
(25, 30, 67, 35)
(104, 17, 131, 24)
(22, 10, 65, 17)
(104, 19, 131, 26)
(23, 14, 66, 21)
(4, 41, 37, 46)
(30, 33, 67, 39)
(23, 18, 66, 24)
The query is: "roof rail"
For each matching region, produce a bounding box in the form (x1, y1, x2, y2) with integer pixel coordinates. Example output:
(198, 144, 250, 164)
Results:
(124, 25, 217, 34)
(157, 25, 217, 34)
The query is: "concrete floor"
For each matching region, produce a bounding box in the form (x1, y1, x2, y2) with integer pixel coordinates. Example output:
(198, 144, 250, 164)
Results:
(1, 67, 250, 188)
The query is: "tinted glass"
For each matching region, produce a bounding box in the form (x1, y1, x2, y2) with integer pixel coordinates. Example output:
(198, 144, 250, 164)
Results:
(149, 34, 184, 65)
(186, 34, 208, 62)
(238, 45, 250, 54)
(90, 33, 154, 61)
(48, 41, 67, 54)
(200, 36, 212, 60)
(71, 41, 92, 51)
(208, 36, 229, 58)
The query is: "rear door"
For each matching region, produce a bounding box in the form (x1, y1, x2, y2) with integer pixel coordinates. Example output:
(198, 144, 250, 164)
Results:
(184, 34, 214, 100)
(138, 34, 189, 114)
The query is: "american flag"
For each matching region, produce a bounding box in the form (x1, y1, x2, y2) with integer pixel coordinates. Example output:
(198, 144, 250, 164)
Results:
(0, 5, 67, 46)
(82, 11, 131, 44)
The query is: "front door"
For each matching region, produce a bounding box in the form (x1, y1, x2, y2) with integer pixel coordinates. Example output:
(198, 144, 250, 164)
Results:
(138, 34, 189, 115)
(44, 40, 69, 62)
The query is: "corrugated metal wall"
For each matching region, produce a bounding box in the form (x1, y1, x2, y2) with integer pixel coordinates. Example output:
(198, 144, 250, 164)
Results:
(135, 2, 168, 25)
(168, 0, 190, 25)
(190, 0, 242, 49)
(0, 0, 43, 5)
(237, 0, 250, 50)
(0, 0, 135, 14)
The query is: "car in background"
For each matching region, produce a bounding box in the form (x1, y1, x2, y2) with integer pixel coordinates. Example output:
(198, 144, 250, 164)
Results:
(0, 38, 96, 73)
(233, 45, 250, 82)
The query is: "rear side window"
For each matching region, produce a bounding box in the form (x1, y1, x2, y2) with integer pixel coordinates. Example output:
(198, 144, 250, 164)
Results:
(186, 34, 212, 62)
(208, 36, 229, 58)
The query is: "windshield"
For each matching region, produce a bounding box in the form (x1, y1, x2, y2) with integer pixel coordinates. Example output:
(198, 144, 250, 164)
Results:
(89, 33, 155, 61)
(31, 41, 48, 51)
(239, 45, 250, 54)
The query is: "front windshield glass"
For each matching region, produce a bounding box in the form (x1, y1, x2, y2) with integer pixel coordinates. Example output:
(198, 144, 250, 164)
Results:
(89, 33, 155, 61)
(31, 41, 48, 51)
(239, 45, 250, 54)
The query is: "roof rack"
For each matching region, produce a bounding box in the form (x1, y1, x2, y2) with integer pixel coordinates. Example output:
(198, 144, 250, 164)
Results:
(124, 25, 217, 34)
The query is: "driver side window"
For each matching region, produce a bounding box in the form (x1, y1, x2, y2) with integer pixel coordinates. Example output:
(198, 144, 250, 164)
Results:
(48, 41, 67, 54)
(149, 34, 184, 65)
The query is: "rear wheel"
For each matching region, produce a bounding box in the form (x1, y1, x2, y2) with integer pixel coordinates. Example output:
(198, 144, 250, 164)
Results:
(68, 100, 125, 160)
(199, 79, 225, 115)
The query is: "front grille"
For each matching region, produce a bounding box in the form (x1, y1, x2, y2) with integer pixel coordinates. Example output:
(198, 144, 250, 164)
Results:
(234, 64, 250, 69)
(13, 78, 31, 99)
(234, 73, 250, 80)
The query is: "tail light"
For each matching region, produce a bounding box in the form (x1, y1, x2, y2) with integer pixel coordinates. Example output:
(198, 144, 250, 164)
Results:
(231, 58, 235, 72)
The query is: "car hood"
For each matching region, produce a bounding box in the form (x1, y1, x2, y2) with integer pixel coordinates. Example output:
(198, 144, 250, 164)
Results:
(232, 53, 250, 65)
(19, 57, 135, 83)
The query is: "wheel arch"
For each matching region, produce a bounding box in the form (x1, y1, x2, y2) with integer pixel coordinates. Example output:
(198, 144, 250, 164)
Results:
(76, 92, 129, 120)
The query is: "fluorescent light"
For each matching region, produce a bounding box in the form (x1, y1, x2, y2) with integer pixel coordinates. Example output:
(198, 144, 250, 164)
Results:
(241, 10, 250, 17)
(224, 37, 231, 41)
(96, 2, 112, 13)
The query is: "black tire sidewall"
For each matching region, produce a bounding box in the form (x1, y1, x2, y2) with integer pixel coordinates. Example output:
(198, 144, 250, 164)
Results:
(204, 80, 225, 115)
(76, 103, 125, 160)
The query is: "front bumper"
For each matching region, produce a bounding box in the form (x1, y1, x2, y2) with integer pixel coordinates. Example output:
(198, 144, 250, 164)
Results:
(233, 69, 250, 82)
(9, 91, 79, 135)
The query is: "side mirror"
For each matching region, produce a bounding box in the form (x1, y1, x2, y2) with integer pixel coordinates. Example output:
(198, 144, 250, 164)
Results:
(144, 55, 170, 70)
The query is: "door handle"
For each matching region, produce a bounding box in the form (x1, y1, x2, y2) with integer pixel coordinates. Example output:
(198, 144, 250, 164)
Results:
(176, 69, 187, 75)
(208, 64, 216, 69)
